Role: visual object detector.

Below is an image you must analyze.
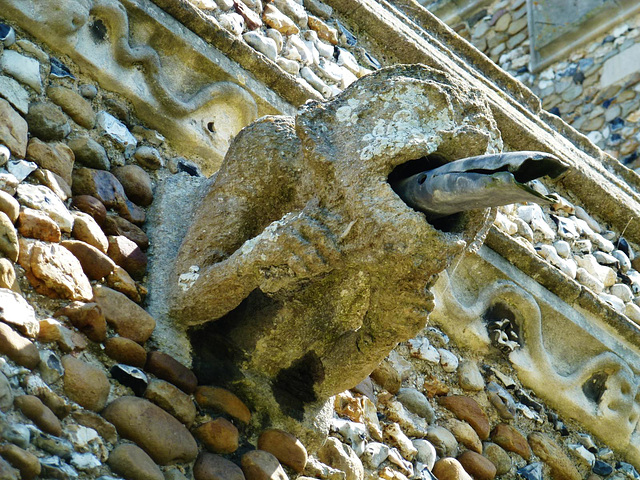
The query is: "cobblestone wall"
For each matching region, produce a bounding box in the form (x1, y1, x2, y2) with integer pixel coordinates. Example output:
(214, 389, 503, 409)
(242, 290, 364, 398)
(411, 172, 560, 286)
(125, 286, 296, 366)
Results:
(1, 2, 640, 480)
(420, 0, 640, 171)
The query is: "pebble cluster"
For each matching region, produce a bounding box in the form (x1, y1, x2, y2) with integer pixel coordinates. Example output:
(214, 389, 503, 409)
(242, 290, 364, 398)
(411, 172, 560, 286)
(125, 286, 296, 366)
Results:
(421, 0, 640, 172)
(0, 11, 638, 480)
(186, 0, 381, 98)
(493, 178, 640, 324)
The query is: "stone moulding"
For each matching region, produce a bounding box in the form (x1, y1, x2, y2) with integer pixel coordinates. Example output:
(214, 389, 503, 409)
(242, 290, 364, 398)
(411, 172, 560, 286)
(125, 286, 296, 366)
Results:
(0, 0, 297, 174)
(431, 244, 640, 467)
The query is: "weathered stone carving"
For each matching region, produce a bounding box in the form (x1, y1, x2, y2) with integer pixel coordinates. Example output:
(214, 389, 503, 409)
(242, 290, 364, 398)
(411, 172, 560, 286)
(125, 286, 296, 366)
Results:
(170, 64, 569, 418)
(432, 263, 640, 467)
(2, 0, 259, 169)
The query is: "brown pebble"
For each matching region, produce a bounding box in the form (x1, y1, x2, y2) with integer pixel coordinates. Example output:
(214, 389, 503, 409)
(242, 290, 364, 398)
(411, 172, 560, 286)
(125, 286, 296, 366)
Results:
(17, 208, 61, 242)
(241, 450, 288, 480)
(438, 395, 490, 440)
(103, 214, 149, 250)
(54, 301, 107, 342)
(108, 443, 164, 480)
(145, 351, 197, 393)
(195, 418, 239, 454)
(0, 443, 41, 480)
(258, 429, 307, 473)
(106, 265, 141, 302)
(370, 360, 402, 394)
(62, 355, 110, 411)
(61, 239, 116, 280)
(102, 396, 198, 465)
(194, 452, 246, 480)
(491, 423, 531, 460)
(38, 318, 88, 352)
(14, 395, 62, 436)
(457, 451, 496, 480)
(0, 323, 40, 369)
(112, 165, 154, 207)
(71, 195, 107, 226)
(0, 190, 19, 223)
(144, 379, 196, 426)
(528, 432, 581, 480)
(93, 285, 155, 343)
(195, 386, 251, 424)
(105, 336, 148, 368)
(432, 457, 473, 480)
(107, 235, 147, 279)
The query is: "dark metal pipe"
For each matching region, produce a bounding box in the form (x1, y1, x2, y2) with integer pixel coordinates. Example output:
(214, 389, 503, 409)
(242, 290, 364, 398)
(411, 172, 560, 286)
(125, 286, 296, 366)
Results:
(391, 151, 569, 220)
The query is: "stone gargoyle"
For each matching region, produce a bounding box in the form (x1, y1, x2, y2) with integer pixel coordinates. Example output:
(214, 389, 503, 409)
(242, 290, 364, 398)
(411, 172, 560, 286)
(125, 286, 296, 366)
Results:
(170, 65, 568, 418)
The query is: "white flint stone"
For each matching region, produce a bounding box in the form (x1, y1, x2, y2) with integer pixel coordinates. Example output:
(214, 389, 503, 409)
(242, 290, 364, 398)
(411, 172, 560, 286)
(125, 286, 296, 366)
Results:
(305, 456, 347, 480)
(384, 424, 417, 461)
(555, 216, 579, 240)
(190, 0, 218, 8)
(438, 348, 458, 372)
(362, 442, 389, 468)
(458, 359, 485, 391)
(495, 212, 517, 235)
(276, 57, 300, 75)
(626, 270, 640, 294)
(576, 255, 616, 286)
(613, 250, 631, 272)
(571, 216, 595, 237)
(569, 444, 595, 467)
(289, 35, 313, 65)
(70, 452, 101, 471)
(340, 67, 358, 89)
(381, 395, 429, 437)
(67, 426, 100, 452)
(220, 13, 244, 35)
(266, 29, 284, 53)
(602, 230, 617, 241)
(514, 217, 534, 242)
(317, 59, 343, 83)
(599, 293, 626, 312)
(330, 419, 367, 457)
(407, 337, 439, 363)
(301, 67, 331, 97)
(17, 184, 73, 232)
(387, 447, 413, 476)
(576, 268, 605, 294)
(561, 258, 578, 279)
(96, 111, 137, 155)
(412, 439, 436, 470)
(7, 160, 37, 182)
(577, 433, 597, 451)
(315, 40, 334, 58)
(531, 217, 556, 241)
(302, 38, 320, 66)
(0, 288, 38, 337)
(611, 283, 633, 302)
(590, 233, 615, 253)
(625, 302, 640, 324)
(0, 50, 42, 93)
(0, 145, 8, 167)
(0, 75, 30, 114)
(594, 251, 619, 266)
(243, 32, 278, 62)
(282, 44, 302, 62)
(214, 0, 234, 9)
(554, 240, 571, 258)
(575, 239, 593, 254)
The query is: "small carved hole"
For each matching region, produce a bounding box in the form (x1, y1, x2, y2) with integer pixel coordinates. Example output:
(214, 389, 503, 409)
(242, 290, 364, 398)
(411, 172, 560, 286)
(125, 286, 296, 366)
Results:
(90, 19, 107, 42)
(417, 174, 427, 185)
(207, 121, 216, 134)
(582, 372, 608, 404)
